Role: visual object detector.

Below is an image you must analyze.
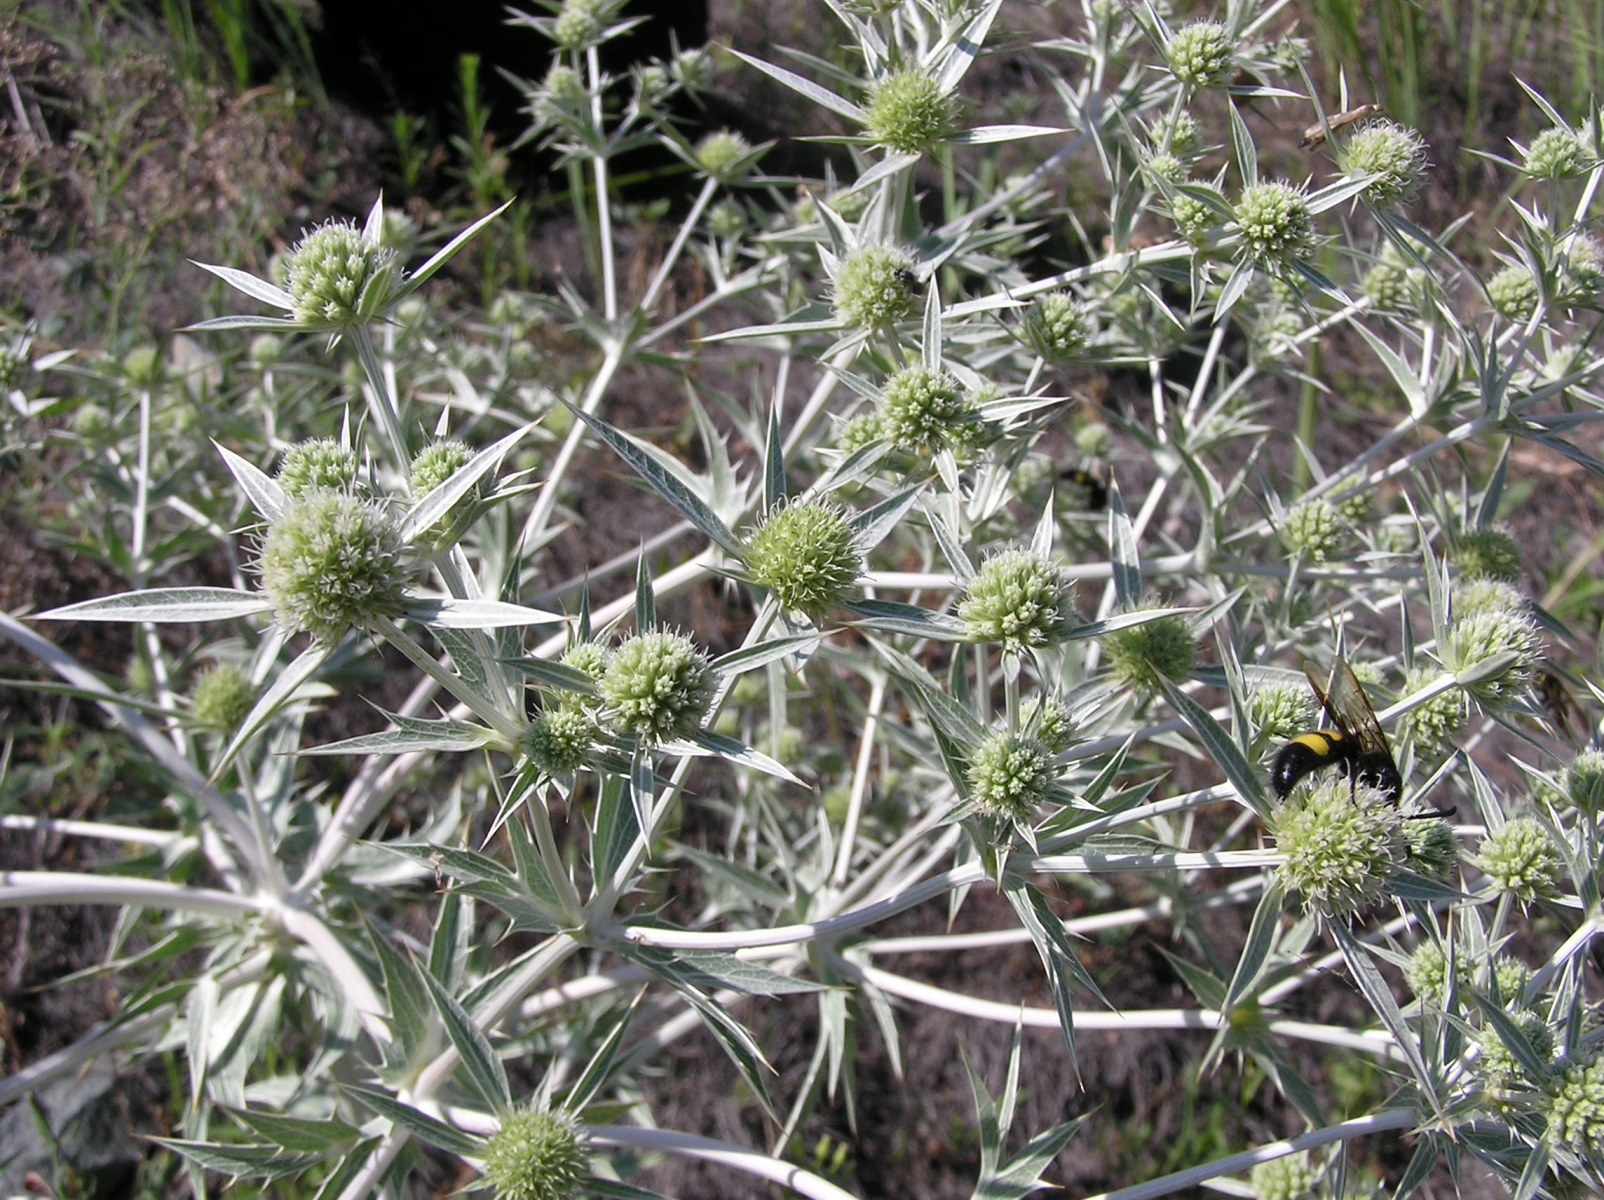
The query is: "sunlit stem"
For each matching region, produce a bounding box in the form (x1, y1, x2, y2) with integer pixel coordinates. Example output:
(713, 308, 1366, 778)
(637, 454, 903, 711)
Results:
(831, 674, 886, 888)
(1004, 659, 1021, 732)
(526, 785, 584, 925)
(350, 322, 410, 470)
(642, 175, 719, 313)
(588, 46, 616, 322)
(369, 615, 522, 740)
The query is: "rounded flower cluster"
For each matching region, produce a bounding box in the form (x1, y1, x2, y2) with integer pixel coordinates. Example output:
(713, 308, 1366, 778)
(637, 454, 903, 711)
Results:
(534, 65, 586, 126)
(1252, 680, 1313, 740)
(968, 732, 1054, 820)
(1075, 422, 1112, 458)
(1279, 498, 1344, 562)
(959, 550, 1072, 654)
(283, 221, 396, 328)
(525, 705, 592, 774)
(746, 500, 861, 615)
(1167, 111, 1201, 159)
(278, 439, 358, 498)
(1362, 244, 1427, 311)
(1453, 578, 1524, 620)
(1473, 817, 1561, 902)
(258, 489, 408, 643)
(1169, 192, 1215, 245)
(189, 664, 256, 734)
(834, 246, 917, 329)
(1402, 809, 1460, 877)
(695, 130, 752, 181)
(1522, 127, 1590, 180)
(0, 344, 22, 391)
(551, 0, 607, 50)
(1487, 265, 1540, 322)
(1018, 291, 1092, 361)
(1269, 779, 1405, 917)
(1441, 603, 1541, 707)
(1234, 183, 1316, 267)
(1343, 120, 1429, 206)
(1023, 694, 1075, 754)
(1103, 609, 1196, 693)
(878, 366, 973, 453)
(863, 69, 954, 155)
(1565, 749, 1604, 816)
(481, 1107, 589, 1200)
(1165, 20, 1235, 89)
(1146, 153, 1185, 185)
(707, 201, 745, 239)
(563, 641, 609, 682)
(1250, 1151, 1316, 1200)
(1453, 527, 1522, 582)
(1478, 1012, 1554, 1115)
(600, 630, 715, 742)
(1546, 1055, 1604, 1156)
(1403, 940, 1463, 1005)
(410, 439, 474, 496)
(1397, 663, 1467, 752)
(836, 412, 882, 453)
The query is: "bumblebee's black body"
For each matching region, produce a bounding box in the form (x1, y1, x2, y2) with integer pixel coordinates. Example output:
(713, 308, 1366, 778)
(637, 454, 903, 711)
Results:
(1271, 660, 1404, 804)
(1059, 467, 1108, 512)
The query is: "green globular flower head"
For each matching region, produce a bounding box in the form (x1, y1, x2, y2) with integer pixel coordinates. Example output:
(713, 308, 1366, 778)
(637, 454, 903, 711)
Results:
(1234, 182, 1316, 267)
(706, 201, 745, 239)
(563, 641, 609, 682)
(189, 664, 255, 734)
(1280, 498, 1344, 563)
(1251, 680, 1313, 741)
(1075, 422, 1112, 458)
(1250, 1152, 1316, 1200)
(1547, 1055, 1604, 1155)
(249, 334, 283, 367)
(1018, 291, 1092, 362)
(278, 438, 358, 498)
(525, 704, 592, 774)
(1478, 1012, 1554, 1116)
(1523, 127, 1590, 180)
(283, 221, 396, 328)
(1454, 527, 1522, 582)
(534, 65, 585, 126)
(1147, 153, 1185, 185)
(409, 439, 474, 497)
(958, 549, 1072, 654)
(695, 130, 753, 181)
(1166, 20, 1235, 89)
(1397, 663, 1467, 752)
(878, 365, 972, 454)
(968, 732, 1054, 820)
(258, 489, 408, 643)
(1362, 243, 1427, 311)
(1403, 940, 1461, 1006)
(746, 500, 861, 615)
(836, 412, 882, 453)
(1401, 807, 1460, 877)
(1270, 779, 1405, 917)
(1565, 748, 1604, 816)
(1169, 191, 1215, 245)
(1562, 235, 1604, 306)
(1473, 817, 1560, 902)
(600, 630, 715, 742)
(1023, 694, 1075, 754)
(1342, 120, 1428, 206)
(1167, 111, 1201, 159)
(1453, 578, 1524, 620)
(482, 1107, 589, 1200)
(1487, 265, 1539, 322)
(1441, 604, 1541, 708)
(1495, 955, 1534, 1002)
(834, 246, 917, 329)
(552, 0, 606, 50)
(1103, 608, 1196, 693)
(863, 69, 954, 155)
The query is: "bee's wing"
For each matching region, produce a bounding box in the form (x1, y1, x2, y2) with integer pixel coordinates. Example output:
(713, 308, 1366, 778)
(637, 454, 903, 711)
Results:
(1302, 659, 1337, 725)
(1324, 658, 1392, 757)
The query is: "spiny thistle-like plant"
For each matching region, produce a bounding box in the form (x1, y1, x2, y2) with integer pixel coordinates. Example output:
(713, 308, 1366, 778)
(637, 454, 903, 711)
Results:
(1473, 817, 1562, 902)
(968, 731, 1054, 820)
(1269, 779, 1405, 916)
(745, 499, 861, 615)
(863, 69, 954, 154)
(258, 488, 408, 642)
(600, 629, 715, 742)
(1165, 20, 1235, 89)
(1234, 182, 1316, 267)
(482, 1108, 590, 1200)
(833, 244, 917, 328)
(278, 437, 358, 497)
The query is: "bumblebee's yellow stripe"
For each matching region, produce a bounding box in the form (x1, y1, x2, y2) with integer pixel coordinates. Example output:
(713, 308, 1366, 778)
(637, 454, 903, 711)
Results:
(1289, 731, 1344, 754)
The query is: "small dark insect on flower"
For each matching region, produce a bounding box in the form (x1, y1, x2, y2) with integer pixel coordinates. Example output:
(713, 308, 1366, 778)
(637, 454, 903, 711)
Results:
(892, 266, 918, 291)
(1302, 103, 1384, 150)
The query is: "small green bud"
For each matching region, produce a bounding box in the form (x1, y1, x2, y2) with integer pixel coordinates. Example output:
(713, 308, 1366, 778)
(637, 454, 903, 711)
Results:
(1441, 604, 1541, 708)
(1478, 1010, 1553, 1115)
(1341, 120, 1428, 206)
(1250, 1152, 1316, 1200)
(821, 785, 853, 825)
(525, 704, 593, 774)
(1473, 817, 1560, 902)
(695, 130, 754, 181)
(1403, 940, 1462, 1005)
(534, 65, 586, 126)
(877, 365, 974, 454)
(1103, 608, 1196, 693)
(563, 641, 609, 682)
(1546, 1055, 1604, 1155)
(1452, 578, 1523, 620)
(706, 200, 745, 238)
(1166, 111, 1201, 158)
(1279, 499, 1344, 563)
(121, 346, 162, 387)
(747, 500, 861, 615)
(1251, 681, 1313, 740)
(671, 48, 711, 93)
(863, 69, 954, 155)
(600, 630, 715, 742)
(1453, 526, 1522, 582)
(283, 220, 396, 328)
(552, 0, 607, 50)
(1074, 422, 1112, 458)
(1561, 235, 1604, 304)
(968, 732, 1054, 820)
(1494, 955, 1534, 1002)
(1362, 243, 1427, 311)
(836, 412, 883, 453)
(1397, 663, 1467, 752)
(1166, 20, 1235, 89)
(958, 549, 1073, 654)
(258, 489, 408, 643)
(379, 208, 416, 254)
(482, 1107, 589, 1200)
(72, 402, 112, 441)
(409, 439, 474, 496)
(189, 664, 256, 734)
(1522, 127, 1590, 180)
(1022, 694, 1074, 754)
(249, 334, 283, 366)
(1169, 191, 1215, 245)
(278, 438, 358, 498)
(1269, 779, 1404, 917)
(834, 246, 917, 329)
(636, 63, 669, 101)
(1487, 265, 1540, 322)
(1017, 291, 1092, 361)
(1564, 749, 1604, 816)
(1234, 182, 1316, 267)
(1401, 808, 1459, 877)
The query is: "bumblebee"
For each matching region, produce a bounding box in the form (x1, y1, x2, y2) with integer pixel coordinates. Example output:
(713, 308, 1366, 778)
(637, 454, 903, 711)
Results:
(1058, 466, 1108, 512)
(1272, 658, 1403, 803)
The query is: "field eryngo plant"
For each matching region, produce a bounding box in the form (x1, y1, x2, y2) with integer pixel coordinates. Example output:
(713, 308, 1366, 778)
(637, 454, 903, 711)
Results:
(7, 0, 1604, 1198)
